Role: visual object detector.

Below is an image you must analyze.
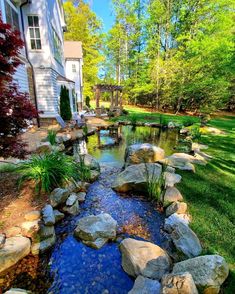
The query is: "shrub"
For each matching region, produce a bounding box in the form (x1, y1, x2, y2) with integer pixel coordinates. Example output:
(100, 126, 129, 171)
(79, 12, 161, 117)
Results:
(183, 117, 195, 127)
(47, 130, 57, 146)
(77, 155, 91, 182)
(60, 85, 72, 121)
(129, 114, 138, 125)
(85, 96, 91, 108)
(16, 152, 78, 194)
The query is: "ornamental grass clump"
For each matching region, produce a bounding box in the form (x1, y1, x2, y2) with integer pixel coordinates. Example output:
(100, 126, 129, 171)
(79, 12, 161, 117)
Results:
(47, 130, 57, 146)
(77, 154, 91, 182)
(16, 152, 78, 194)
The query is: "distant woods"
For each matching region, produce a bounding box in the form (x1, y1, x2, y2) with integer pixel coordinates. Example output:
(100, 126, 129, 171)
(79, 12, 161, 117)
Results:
(64, 0, 235, 113)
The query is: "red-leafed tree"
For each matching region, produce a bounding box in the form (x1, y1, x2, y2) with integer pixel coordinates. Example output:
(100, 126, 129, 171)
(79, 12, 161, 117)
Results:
(0, 15, 38, 158)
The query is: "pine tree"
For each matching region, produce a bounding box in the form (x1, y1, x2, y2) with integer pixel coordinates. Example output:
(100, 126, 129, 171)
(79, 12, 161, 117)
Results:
(60, 86, 72, 120)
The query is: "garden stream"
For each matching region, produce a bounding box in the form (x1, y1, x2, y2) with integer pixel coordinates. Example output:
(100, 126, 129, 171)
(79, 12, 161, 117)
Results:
(3, 126, 179, 294)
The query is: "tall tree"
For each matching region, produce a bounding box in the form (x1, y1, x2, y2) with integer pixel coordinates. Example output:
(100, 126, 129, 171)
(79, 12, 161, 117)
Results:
(63, 0, 103, 97)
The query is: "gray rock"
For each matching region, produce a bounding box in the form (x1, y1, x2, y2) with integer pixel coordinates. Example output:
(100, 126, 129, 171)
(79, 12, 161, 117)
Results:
(163, 187, 183, 204)
(4, 289, 32, 294)
(35, 142, 52, 154)
(164, 172, 182, 187)
(128, 276, 161, 294)
(0, 234, 6, 249)
(42, 204, 55, 226)
(24, 210, 41, 221)
(56, 133, 71, 143)
(50, 188, 70, 208)
(0, 236, 31, 274)
(170, 222, 202, 258)
(66, 193, 78, 206)
(37, 225, 55, 241)
(125, 143, 165, 167)
(75, 154, 100, 171)
(162, 272, 198, 294)
(171, 153, 206, 165)
(120, 238, 171, 280)
(74, 213, 117, 249)
(90, 170, 100, 182)
(62, 200, 80, 215)
(112, 163, 162, 193)
(166, 202, 187, 217)
(173, 255, 229, 293)
(53, 209, 65, 223)
(31, 234, 56, 255)
(77, 192, 86, 202)
(164, 213, 191, 233)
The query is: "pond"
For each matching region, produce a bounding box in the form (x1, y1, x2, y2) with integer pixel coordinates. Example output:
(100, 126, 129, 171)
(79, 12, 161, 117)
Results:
(2, 126, 179, 293)
(73, 125, 179, 167)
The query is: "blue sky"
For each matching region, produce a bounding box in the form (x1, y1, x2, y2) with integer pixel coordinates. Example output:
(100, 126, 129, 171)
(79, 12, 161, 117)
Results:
(90, 0, 114, 32)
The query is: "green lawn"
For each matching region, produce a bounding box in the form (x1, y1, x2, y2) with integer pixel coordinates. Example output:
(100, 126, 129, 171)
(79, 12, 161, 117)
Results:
(106, 105, 235, 292)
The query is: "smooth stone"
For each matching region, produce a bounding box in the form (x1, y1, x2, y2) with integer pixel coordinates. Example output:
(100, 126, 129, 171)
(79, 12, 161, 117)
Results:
(164, 172, 182, 187)
(74, 213, 117, 249)
(161, 157, 195, 172)
(112, 163, 162, 193)
(162, 272, 198, 294)
(24, 210, 41, 221)
(4, 289, 32, 294)
(125, 143, 165, 166)
(0, 234, 6, 249)
(62, 200, 80, 215)
(128, 276, 161, 294)
(77, 192, 86, 202)
(66, 193, 78, 206)
(173, 255, 229, 293)
(163, 187, 183, 204)
(53, 209, 65, 223)
(171, 222, 202, 258)
(42, 204, 55, 226)
(0, 236, 31, 274)
(164, 213, 191, 233)
(20, 221, 40, 238)
(49, 188, 70, 208)
(75, 154, 100, 171)
(166, 202, 187, 217)
(5, 226, 22, 238)
(31, 234, 56, 255)
(120, 238, 171, 280)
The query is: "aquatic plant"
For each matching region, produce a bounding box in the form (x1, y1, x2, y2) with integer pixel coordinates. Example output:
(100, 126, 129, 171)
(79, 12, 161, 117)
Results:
(77, 154, 91, 182)
(145, 163, 166, 203)
(16, 152, 78, 194)
(47, 129, 57, 146)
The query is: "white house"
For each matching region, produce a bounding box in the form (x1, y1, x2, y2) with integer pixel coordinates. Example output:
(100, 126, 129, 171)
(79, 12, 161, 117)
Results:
(0, 0, 83, 125)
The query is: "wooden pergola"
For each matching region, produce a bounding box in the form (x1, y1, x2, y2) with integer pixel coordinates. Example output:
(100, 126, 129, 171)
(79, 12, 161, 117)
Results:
(93, 84, 123, 111)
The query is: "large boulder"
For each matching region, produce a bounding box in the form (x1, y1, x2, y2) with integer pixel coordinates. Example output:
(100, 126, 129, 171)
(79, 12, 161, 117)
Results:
(49, 188, 70, 208)
(74, 213, 117, 249)
(162, 272, 198, 294)
(125, 143, 165, 167)
(0, 236, 31, 274)
(128, 276, 161, 294)
(112, 163, 162, 193)
(120, 238, 171, 280)
(173, 255, 229, 293)
(170, 222, 202, 258)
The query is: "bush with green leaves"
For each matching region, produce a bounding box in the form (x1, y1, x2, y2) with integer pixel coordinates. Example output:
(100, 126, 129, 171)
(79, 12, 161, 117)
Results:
(60, 85, 72, 121)
(16, 152, 78, 194)
(47, 130, 57, 146)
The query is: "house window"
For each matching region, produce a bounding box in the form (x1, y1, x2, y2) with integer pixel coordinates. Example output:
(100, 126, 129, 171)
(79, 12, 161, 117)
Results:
(28, 16, 41, 50)
(72, 64, 76, 73)
(4, 0, 20, 31)
(52, 28, 63, 63)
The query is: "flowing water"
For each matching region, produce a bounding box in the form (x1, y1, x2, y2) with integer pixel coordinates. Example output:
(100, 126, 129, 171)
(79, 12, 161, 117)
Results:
(2, 126, 179, 294)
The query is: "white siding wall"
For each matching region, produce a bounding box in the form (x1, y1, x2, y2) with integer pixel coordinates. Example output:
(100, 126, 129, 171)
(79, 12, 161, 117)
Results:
(34, 68, 59, 117)
(14, 63, 29, 93)
(65, 59, 83, 103)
